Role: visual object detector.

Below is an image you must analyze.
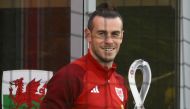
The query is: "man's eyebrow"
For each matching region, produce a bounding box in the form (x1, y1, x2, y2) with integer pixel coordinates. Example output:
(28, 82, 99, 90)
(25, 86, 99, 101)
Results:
(96, 30, 122, 34)
(112, 31, 121, 33)
(97, 30, 107, 32)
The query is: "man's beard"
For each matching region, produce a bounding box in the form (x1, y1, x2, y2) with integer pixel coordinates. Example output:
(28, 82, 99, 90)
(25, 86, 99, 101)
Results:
(93, 49, 116, 63)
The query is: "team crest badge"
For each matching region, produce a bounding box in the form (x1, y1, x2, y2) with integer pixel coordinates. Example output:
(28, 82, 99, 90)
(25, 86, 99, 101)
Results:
(115, 87, 124, 101)
(1, 70, 53, 109)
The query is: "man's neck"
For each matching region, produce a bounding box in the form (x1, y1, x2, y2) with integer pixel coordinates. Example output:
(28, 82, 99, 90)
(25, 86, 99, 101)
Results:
(89, 50, 113, 69)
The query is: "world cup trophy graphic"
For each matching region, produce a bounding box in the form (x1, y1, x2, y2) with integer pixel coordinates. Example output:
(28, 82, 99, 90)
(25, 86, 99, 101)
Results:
(128, 59, 152, 109)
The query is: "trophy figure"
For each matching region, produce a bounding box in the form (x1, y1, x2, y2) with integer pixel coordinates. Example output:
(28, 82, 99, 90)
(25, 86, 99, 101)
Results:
(128, 59, 151, 109)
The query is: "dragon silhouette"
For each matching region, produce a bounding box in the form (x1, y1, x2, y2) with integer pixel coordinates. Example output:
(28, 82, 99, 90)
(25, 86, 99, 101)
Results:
(9, 77, 47, 109)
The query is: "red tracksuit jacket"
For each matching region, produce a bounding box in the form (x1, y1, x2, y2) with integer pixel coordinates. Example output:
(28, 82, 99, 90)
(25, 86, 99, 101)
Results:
(40, 52, 128, 109)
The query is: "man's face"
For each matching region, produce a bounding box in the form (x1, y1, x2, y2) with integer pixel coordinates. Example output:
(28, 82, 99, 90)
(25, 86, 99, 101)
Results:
(85, 16, 123, 66)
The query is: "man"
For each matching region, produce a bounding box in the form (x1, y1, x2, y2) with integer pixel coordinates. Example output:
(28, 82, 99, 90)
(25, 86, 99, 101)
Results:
(40, 3, 128, 109)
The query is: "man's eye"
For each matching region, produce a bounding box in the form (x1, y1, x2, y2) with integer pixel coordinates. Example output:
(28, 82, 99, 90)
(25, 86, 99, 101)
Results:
(113, 33, 119, 36)
(98, 32, 105, 35)
(98, 32, 106, 38)
(112, 33, 120, 38)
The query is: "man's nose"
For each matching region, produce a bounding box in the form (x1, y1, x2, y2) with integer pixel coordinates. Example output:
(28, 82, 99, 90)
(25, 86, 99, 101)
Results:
(104, 35, 114, 43)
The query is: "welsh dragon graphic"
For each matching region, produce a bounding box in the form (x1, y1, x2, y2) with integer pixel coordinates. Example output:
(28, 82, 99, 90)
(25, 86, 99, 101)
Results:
(9, 77, 47, 109)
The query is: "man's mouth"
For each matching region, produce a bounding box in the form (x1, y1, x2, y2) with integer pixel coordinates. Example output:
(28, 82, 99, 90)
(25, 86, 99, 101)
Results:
(103, 48, 115, 52)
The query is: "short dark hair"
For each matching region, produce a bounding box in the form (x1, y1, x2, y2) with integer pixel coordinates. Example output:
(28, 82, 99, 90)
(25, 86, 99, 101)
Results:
(87, 2, 123, 30)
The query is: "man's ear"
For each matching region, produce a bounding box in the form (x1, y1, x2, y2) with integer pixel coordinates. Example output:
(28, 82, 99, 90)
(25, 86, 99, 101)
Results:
(84, 28, 92, 42)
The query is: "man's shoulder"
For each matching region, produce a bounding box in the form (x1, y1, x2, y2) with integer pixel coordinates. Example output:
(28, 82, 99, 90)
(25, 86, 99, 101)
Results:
(57, 63, 85, 77)
(114, 72, 125, 83)
(55, 56, 87, 77)
(48, 62, 86, 86)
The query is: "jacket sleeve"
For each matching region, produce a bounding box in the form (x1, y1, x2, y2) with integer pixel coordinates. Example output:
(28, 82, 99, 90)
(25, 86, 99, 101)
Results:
(40, 64, 84, 109)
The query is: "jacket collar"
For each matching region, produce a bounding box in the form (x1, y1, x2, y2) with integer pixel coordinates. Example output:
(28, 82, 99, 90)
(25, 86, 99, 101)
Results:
(86, 51, 117, 78)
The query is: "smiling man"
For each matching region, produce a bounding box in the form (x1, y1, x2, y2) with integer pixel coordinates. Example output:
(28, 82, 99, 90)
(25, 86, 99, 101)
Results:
(85, 15, 123, 68)
(40, 2, 128, 109)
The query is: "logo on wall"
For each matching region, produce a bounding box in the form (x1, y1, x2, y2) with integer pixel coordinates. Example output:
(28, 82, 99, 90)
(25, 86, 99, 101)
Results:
(1, 70, 53, 109)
